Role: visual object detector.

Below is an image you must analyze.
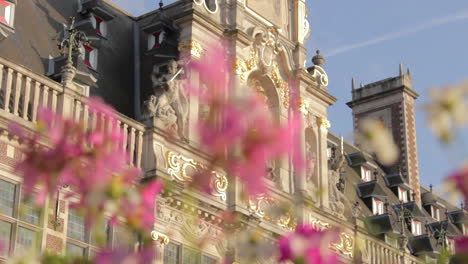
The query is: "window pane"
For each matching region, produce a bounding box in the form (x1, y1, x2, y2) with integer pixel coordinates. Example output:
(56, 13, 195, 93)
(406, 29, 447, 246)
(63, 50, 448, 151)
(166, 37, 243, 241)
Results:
(183, 247, 201, 264)
(0, 179, 15, 217)
(20, 201, 41, 226)
(202, 255, 217, 264)
(16, 227, 38, 253)
(112, 224, 135, 253)
(0, 220, 11, 256)
(67, 210, 86, 242)
(163, 242, 180, 264)
(66, 243, 85, 258)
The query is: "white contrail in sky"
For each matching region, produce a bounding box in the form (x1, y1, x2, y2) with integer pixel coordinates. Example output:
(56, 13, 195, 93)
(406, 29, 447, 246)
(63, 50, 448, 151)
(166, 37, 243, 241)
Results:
(327, 10, 468, 57)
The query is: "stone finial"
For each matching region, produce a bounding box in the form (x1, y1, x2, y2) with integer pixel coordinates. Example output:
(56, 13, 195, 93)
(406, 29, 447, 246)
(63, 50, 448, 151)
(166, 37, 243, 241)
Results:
(352, 77, 356, 90)
(399, 64, 404, 76)
(312, 50, 325, 66)
(429, 184, 433, 192)
(407, 67, 412, 77)
(159, 0, 164, 9)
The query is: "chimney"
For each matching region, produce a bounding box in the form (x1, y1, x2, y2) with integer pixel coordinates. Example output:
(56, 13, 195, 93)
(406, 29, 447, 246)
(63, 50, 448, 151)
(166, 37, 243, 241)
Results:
(347, 65, 421, 205)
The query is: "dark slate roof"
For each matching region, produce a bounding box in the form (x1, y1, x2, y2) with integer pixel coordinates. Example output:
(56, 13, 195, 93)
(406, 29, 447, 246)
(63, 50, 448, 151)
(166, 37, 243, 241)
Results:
(383, 173, 408, 188)
(427, 220, 461, 239)
(0, 0, 136, 117)
(408, 234, 438, 256)
(365, 214, 401, 235)
(393, 201, 427, 219)
(346, 152, 367, 167)
(357, 181, 387, 199)
(448, 210, 468, 224)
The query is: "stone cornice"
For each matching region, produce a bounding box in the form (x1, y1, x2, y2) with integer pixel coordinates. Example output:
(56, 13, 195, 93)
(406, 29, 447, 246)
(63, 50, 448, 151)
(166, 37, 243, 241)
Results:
(346, 85, 419, 108)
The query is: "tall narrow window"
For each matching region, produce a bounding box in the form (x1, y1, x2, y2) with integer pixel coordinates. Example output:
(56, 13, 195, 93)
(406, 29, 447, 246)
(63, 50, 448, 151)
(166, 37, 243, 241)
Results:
(431, 206, 440, 221)
(164, 242, 180, 264)
(83, 44, 98, 70)
(361, 167, 371, 182)
(91, 15, 107, 37)
(148, 31, 165, 50)
(183, 246, 201, 264)
(411, 220, 422, 236)
(398, 187, 408, 203)
(0, 0, 14, 27)
(372, 198, 384, 215)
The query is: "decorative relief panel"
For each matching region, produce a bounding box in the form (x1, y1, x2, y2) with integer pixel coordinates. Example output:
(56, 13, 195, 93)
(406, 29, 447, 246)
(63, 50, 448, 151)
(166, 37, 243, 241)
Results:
(193, 0, 219, 14)
(309, 216, 355, 258)
(234, 27, 290, 109)
(154, 141, 228, 202)
(248, 194, 296, 230)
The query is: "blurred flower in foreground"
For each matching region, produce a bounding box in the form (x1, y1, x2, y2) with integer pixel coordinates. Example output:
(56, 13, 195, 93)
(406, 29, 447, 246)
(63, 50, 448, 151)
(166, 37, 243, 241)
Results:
(278, 224, 339, 264)
(447, 164, 468, 200)
(186, 43, 303, 196)
(356, 119, 399, 166)
(424, 82, 468, 143)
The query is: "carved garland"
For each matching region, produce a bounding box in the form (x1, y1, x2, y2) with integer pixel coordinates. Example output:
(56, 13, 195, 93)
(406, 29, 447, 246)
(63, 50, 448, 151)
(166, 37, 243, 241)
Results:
(248, 195, 296, 230)
(166, 151, 228, 201)
(309, 216, 355, 258)
(179, 40, 204, 59)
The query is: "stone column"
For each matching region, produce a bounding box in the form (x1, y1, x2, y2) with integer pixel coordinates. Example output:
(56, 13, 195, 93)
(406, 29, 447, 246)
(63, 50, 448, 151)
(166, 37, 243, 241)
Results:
(317, 117, 330, 208)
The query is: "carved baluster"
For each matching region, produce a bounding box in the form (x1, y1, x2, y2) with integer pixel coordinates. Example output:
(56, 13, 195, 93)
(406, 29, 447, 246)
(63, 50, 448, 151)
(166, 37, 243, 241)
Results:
(0, 65, 4, 95)
(51, 90, 58, 113)
(122, 123, 128, 152)
(74, 100, 82, 123)
(83, 104, 89, 132)
(41, 86, 49, 107)
(4, 68, 13, 112)
(136, 130, 143, 168)
(129, 127, 136, 165)
(32, 82, 40, 122)
(22, 77, 31, 120)
(12, 72, 22, 116)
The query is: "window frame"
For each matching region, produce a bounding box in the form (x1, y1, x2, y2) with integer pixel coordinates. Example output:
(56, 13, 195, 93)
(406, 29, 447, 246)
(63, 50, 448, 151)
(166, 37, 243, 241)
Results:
(372, 198, 384, 215)
(82, 44, 98, 71)
(163, 241, 219, 264)
(398, 187, 408, 203)
(66, 208, 105, 259)
(361, 166, 371, 182)
(0, 0, 15, 28)
(411, 220, 422, 236)
(91, 15, 107, 37)
(148, 30, 166, 50)
(0, 177, 43, 259)
(430, 205, 440, 221)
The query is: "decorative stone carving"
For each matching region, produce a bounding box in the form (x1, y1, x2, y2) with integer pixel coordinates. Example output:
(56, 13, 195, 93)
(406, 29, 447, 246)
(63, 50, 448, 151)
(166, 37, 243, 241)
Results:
(166, 150, 228, 201)
(331, 232, 355, 258)
(328, 169, 346, 220)
(178, 40, 204, 59)
(317, 116, 331, 132)
(143, 60, 188, 141)
(193, 0, 219, 14)
(234, 27, 290, 109)
(151, 231, 170, 244)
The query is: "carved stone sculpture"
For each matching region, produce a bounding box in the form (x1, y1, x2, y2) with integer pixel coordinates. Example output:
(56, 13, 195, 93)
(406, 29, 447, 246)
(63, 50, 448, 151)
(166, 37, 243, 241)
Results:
(142, 60, 189, 141)
(328, 169, 346, 219)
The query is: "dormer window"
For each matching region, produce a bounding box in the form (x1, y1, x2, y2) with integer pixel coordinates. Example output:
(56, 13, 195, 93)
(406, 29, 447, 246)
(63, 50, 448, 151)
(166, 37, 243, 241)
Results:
(91, 15, 107, 37)
(361, 167, 371, 182)
(0, 0, 14, 27)
(83, 44, 98, 70)
(398, 187, 408, 202)
(372, 198, 384, 215)
(411, 220, 422, 236)
(430, 206, 440, 221)
(148, 31, 165, 50)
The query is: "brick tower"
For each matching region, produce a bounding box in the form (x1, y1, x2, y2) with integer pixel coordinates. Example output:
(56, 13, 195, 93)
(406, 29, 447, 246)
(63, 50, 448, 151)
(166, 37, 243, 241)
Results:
(347, 65, 421, 205)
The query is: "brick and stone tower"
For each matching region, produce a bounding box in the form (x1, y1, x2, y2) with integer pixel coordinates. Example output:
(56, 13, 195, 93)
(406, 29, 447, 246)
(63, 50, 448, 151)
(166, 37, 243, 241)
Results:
(347, 65, 421, 205)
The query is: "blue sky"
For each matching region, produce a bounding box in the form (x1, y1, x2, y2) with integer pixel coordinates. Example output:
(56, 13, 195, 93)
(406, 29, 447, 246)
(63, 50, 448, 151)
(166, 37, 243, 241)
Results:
(110, 0, 468, 192)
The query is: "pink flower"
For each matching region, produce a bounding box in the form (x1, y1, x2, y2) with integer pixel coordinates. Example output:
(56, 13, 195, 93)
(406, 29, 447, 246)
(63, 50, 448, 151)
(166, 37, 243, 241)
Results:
(278, 224, 339, 264)
(94, 246, 156, 264)
(448, 165, 468, 200)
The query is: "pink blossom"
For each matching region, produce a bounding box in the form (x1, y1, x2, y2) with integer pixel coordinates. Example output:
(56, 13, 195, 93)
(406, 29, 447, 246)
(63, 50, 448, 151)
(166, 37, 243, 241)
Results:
(94, 246, 156, 264)
(448, 165, 468, 199)
(278, 224, 339, 264)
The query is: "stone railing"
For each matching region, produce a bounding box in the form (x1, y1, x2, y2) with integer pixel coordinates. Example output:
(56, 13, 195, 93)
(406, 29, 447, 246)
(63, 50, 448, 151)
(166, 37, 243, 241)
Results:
(0, 57, 145, 168)
(363, 235, 423, 264)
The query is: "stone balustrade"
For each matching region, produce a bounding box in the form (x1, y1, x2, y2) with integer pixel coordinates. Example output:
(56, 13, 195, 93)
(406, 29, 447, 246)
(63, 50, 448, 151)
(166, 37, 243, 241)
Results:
(362, 235, 423, 264)
(0, 57, 145, 168)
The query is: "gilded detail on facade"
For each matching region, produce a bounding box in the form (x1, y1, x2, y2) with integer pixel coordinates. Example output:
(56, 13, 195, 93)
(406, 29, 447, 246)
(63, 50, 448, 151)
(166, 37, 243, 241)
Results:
(179, 40, 204, 59)
(331, 232, 355, 258)
(317, 116, 331, 132)
(248, 195, 296, 230)
(166, 151, 228, 201)
(151, 231, 170, 244)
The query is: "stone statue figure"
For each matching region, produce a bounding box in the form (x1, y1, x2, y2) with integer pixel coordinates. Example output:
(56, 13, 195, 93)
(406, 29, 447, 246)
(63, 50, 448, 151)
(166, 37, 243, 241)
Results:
(142, 60, 188, 141)
(328, 169, 346, 219)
